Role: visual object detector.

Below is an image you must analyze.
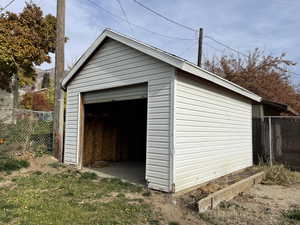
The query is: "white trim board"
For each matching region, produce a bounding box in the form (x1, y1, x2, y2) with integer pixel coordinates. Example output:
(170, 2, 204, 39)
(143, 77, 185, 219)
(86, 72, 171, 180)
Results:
(61, 29, 261, 102)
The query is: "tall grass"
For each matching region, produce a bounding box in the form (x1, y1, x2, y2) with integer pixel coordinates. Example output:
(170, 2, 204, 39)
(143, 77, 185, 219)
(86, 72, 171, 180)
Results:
(259, 164, 300, 185)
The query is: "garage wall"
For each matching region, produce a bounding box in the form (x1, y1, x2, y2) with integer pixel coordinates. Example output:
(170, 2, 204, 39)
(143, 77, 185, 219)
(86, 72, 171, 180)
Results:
(65, 38, 174, 192)
(174, 71, 253, 192)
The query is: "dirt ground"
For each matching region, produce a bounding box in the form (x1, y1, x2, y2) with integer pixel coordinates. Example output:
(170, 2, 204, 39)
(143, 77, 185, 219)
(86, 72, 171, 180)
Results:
(1, 153, 299, 225)
(132, 181, 300, 225)
(196, 183, 300, 225)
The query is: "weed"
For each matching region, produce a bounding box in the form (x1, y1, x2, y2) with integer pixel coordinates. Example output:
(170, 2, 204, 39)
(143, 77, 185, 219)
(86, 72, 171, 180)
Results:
(199, 213, 219, 225)
(219, 201, 241, 209)
(48, 162, 65, 169)
(169, 221, 180, 225)
(142, 191, 152, 197)
(32, 171, 43, 176)
(101, 178, 143, 193)
(80, 172, 98, 180)
(116, 193, 125, 198)
(0, 171, 152, 225)
(64, 191, 74, 197)
(128, 198, 144, 203)
(148, 219, 161, 225)
(34, 146, 48, 157)
(0, 156, 30, 172)
(261, 164, 300, 185)
(282, 208, 300, 221)
(95, 192, 105, 198)
(0, 199, 18, 223)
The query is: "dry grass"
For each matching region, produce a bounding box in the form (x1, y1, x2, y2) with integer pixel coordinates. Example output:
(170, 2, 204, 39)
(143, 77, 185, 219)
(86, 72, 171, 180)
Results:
(259, 164, 300, 185)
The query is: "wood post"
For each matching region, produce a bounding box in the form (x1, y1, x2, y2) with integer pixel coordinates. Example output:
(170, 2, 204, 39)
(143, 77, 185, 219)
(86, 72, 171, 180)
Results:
(268, 117, 273, 166)
(53, 0, 65, 162)
(78, 94, 85, 168)
(197, 28, 203, 67)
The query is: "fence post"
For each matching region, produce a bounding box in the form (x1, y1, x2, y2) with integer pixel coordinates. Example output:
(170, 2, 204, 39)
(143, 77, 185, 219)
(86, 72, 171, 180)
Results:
(269, 117, 273, 166)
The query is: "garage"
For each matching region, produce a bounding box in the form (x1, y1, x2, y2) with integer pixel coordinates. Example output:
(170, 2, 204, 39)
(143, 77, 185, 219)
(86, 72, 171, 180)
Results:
(81, 84, 147, 184)
(62, 29, 261, 192)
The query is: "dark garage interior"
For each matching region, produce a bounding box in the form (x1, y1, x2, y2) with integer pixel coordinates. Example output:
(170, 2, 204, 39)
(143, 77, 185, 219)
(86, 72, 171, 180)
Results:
(82, 98, 147, 183)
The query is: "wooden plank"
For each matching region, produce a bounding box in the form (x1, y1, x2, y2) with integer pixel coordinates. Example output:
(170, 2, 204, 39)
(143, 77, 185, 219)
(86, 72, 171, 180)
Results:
(78, 94, 85, 168)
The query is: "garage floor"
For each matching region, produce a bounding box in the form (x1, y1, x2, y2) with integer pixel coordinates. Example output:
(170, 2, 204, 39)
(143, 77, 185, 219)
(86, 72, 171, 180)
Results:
(87, 162, 146, 185)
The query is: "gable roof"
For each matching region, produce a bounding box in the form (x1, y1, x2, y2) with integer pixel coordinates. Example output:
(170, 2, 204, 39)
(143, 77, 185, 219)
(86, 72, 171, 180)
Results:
(61, 29, 261, 102)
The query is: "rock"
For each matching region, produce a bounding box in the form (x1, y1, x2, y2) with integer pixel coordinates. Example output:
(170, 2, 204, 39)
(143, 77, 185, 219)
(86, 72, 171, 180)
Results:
(199, 183, 221, 193)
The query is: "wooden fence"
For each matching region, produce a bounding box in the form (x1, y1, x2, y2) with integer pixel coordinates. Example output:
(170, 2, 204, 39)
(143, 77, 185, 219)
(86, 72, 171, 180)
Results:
(253, 117, 300, 171)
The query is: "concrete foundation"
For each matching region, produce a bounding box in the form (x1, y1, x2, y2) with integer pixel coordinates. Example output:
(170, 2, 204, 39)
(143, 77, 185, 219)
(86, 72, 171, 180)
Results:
(85, 161, 146, 185)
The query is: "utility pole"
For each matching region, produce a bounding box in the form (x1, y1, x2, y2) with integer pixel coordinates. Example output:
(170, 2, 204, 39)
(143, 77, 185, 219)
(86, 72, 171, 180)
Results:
(197, 28, 203, 67)
(53, 0, 65, 162)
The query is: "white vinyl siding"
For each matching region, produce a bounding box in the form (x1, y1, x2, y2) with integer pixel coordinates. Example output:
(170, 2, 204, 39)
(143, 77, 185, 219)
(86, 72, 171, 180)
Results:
(64, 38, 174, 192)
(174, 72, 253, 192)
(83, 84, 147, 104)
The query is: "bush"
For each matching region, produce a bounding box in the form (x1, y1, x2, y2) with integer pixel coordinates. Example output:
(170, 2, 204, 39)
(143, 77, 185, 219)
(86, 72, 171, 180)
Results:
(169, 222, 180, 225)
(261, 164, 300, 185)
(80, 172, 98, 180)
(283, 208, 300, 221)
(0, 157, 30, 172)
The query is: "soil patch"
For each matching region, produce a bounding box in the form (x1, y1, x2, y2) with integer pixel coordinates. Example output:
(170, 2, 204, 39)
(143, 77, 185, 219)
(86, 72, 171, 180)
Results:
(200, 183, 300, 225)
(179, 167, 261, 211)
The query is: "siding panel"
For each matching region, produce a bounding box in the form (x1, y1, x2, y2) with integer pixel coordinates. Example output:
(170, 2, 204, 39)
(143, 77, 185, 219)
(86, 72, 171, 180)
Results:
(174, 72, 253, 192)
(64, 38, 173, 192)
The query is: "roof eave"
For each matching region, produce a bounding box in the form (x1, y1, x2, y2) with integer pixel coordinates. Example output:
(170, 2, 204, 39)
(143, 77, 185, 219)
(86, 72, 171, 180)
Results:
(61, 28, 262, 102)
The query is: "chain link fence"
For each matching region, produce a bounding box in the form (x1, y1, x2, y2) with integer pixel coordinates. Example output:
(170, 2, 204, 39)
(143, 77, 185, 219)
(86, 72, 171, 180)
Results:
(0, 108, 53, 153)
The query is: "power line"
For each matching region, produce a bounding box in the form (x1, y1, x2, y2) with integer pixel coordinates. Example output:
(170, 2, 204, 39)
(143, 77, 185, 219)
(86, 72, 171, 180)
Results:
(83, 0, 300, 77)
(130, 0, 256, 60)
(84, 0, 195, 41)
(0, 0, 16, 13)
(133, 0, 196, 32)
(204, 42, 227, 54)
(115, 0, 134, 34)
(204, 35, 248, 57)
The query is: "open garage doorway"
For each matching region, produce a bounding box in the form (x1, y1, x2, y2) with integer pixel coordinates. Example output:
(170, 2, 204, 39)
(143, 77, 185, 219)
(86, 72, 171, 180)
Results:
(82, 98, 147, 184)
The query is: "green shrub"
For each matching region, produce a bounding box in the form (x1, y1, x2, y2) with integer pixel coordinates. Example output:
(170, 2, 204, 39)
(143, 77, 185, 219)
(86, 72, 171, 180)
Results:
(283, 208, 300, 221)
(32, 171, 43, 176)
(116, 193, 125, 198)
(169, 222, 180, 225)
(0, 156, 30, 172)
(148, 219, 161, 225)
(80, 172, 98, 180)
(34, 145, 48, 157)
(48, 162, 65, 169)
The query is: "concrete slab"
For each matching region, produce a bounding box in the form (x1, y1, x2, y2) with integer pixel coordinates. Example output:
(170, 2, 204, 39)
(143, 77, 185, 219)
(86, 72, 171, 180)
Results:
(84, 161, 146, 185)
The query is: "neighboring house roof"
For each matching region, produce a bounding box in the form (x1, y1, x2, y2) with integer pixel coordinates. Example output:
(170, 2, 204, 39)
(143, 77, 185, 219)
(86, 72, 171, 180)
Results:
(61, 28, 262, 102)
(262, 99, 299, 116)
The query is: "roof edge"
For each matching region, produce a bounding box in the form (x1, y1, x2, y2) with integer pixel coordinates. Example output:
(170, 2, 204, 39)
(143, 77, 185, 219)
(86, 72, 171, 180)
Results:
(61, 28, 261, 102)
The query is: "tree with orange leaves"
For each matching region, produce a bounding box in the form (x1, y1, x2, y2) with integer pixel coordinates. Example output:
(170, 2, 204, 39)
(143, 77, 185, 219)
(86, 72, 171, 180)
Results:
(204, 49, 300, 112)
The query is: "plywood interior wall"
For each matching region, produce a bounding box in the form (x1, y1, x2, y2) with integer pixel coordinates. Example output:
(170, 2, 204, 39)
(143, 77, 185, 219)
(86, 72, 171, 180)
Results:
(83, 99, 147, 167)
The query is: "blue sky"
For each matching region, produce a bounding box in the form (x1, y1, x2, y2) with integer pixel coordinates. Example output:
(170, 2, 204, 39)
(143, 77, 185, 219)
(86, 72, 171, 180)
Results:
(2, 0, 300, 83)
